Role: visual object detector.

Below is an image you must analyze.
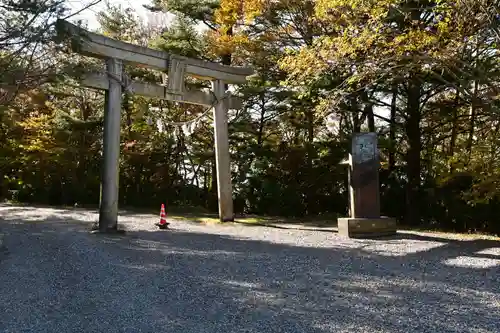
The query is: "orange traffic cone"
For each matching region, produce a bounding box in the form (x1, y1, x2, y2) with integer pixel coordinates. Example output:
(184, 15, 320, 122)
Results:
(155, 203, 169, 229)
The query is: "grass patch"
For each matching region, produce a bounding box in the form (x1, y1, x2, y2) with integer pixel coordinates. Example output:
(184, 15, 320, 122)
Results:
(168, 212, 339, 228)
(167, 210, 500, 240)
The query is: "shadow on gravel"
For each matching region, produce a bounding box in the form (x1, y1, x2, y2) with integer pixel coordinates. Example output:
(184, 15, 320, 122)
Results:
(232, 221, 337, 233)
(1, 207, 499, 333)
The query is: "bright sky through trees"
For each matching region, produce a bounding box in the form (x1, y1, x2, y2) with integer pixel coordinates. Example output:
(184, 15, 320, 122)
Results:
(69, 0, 157, 29)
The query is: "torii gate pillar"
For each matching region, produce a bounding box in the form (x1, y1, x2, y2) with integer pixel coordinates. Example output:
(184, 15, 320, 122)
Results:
(212, 80, 233, 222)
(99, 58, 123, 231)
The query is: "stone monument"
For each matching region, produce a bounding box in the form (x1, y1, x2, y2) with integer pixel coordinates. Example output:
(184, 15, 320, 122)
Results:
(337, 132, 397, 238)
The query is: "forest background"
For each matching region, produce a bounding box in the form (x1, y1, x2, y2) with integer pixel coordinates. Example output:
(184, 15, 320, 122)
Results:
(1, 0, 500, 234)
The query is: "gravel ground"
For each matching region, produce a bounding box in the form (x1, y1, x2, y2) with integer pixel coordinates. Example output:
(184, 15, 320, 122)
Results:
(0, 204, 499, 333)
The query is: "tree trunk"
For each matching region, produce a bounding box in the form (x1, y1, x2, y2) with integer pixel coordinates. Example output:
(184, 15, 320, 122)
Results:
(466, 80, 478, 163)
(221, 25, 232, 66)
(361, 90, 375, 132)
(210, 157, 218, 210)
(257, 95, 266, 147)
(338, 114, 345, 141)
(351, 97, 361, 132)
(389, 85, 398, 172)
(367, 107, 375, 132)
(124, 92, 132, 137)
(172, 131, 183, 188)
(203, 162, 209, 207)
(305, 107, 315, 214)
(449, 88, 460, 172)
(405, 78, 422, 226)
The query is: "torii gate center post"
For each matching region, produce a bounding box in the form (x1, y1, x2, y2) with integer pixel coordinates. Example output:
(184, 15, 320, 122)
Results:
(56, 20, 254, 231)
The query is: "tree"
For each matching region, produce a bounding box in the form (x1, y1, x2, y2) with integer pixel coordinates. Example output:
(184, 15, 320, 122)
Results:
(0, 0, 102, 105)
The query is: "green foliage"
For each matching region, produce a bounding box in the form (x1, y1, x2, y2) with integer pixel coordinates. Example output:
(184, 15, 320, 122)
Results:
(153, 16, 207, 58)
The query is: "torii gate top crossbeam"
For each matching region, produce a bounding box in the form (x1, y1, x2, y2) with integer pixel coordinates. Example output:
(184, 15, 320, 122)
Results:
(56, 19, 254, 84)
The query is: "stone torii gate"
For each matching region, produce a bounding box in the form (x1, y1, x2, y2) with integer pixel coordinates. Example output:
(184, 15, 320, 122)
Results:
(56, 20, 254, 232)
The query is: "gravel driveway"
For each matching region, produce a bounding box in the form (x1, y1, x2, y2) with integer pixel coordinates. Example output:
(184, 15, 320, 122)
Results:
(0, 204, 499, 333)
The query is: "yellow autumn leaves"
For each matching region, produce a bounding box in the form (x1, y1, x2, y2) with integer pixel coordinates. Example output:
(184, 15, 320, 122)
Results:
(212, 0, 474, 86)
(313, 0, 395, 21)
(215, 0, 265, 27)
(205, 0, 266, 57)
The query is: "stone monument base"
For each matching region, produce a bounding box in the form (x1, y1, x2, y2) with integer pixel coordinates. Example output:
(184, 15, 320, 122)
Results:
(337, 217, 397, 238)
